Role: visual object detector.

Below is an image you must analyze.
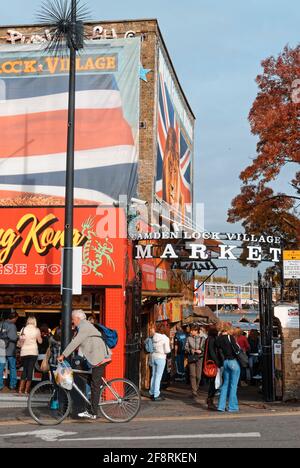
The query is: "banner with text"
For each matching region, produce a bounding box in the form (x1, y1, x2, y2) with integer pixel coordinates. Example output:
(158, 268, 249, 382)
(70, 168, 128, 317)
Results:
(0, 207, 126, 286)
(0, 39, 140, 206)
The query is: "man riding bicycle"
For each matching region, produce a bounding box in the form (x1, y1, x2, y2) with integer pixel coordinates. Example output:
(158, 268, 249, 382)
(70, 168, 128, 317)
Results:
(58, 310, 111, 420)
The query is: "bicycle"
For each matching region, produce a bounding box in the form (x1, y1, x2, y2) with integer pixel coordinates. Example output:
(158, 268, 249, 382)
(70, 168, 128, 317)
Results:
(27, 367, 141, 426)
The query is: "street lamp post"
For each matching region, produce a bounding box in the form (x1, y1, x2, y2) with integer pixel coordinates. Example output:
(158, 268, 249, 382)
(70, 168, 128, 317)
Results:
(38, 0, 87, 350)
(61, 0, 77, 351)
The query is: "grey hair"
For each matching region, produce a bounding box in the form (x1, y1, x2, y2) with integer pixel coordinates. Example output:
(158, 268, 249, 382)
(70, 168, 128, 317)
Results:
(72, 310, 87, 321)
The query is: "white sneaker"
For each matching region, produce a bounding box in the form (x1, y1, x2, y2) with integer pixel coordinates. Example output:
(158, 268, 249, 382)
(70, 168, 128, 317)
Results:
(78, 411, 96, 420)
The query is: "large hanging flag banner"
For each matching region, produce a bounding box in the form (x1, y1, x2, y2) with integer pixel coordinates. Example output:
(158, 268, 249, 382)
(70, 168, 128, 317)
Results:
(156, 49, 194, 221)
(0, 38, 140, 206)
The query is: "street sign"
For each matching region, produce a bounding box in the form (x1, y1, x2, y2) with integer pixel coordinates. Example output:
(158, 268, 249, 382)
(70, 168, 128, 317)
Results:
(283, 251, 300, 261)
(61, 247, 83, 295)
(283, 251, 300, 279)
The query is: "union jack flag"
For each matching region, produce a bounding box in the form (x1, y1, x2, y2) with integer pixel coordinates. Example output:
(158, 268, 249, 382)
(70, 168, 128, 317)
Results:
(156, 73, 192, 211)
(0, 45, 139, 206)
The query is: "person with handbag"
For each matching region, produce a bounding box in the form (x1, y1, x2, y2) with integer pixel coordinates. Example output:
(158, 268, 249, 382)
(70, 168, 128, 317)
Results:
(185, 324, 205, 401)
(149, 322, 171, 402)
(203, 326, 221, 411)
(216, 323, 241, 413)
(235, 328, 250, 387)
(18, 316, 42, 395)
(0, 310, 19, 392)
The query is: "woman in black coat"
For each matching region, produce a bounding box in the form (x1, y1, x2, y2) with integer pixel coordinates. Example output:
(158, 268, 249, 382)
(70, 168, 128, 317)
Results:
(205, 326, 222, 410)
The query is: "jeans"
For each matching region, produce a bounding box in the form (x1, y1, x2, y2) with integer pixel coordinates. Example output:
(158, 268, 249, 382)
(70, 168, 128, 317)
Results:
(218, 359, 240, 412)
(249, 355, 259, 378)
(0, 357, 17, 389)
(150, 358, 166, 398)
(175, 353, 185, 375)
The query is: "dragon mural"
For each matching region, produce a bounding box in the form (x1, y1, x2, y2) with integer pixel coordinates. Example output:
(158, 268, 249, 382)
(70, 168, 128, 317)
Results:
(81, 216, 115, 278)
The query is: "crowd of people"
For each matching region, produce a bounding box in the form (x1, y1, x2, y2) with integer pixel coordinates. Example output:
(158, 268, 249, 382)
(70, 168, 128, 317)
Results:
(0, 309, 263, 416)
(0, 311, 61, 395)
(146, 321, 262, 413)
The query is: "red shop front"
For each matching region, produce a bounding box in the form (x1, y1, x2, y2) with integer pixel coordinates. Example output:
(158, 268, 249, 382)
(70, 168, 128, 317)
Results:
(0, 205, 132, 382)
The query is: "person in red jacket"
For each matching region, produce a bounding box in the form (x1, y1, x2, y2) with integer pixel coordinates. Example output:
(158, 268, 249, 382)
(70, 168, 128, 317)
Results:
(235, 328, 250, 386)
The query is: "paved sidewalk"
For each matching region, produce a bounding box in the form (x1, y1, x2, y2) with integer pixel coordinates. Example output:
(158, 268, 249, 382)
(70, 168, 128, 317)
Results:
(0, 382, 300, 424)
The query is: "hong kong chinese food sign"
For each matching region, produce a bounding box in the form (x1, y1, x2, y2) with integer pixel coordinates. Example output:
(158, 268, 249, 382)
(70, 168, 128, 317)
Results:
(0, 207, 126, 286)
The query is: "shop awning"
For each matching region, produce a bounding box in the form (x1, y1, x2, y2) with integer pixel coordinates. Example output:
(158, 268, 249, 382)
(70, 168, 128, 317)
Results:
(142, 291, 184, 298)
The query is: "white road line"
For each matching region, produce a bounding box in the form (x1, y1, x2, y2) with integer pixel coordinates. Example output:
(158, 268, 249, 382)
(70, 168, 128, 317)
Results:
(0, 429, 77, 442)
(60, 433, 261, 442)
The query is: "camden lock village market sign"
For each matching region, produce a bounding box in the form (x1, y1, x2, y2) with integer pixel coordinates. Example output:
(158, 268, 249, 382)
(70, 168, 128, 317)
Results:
(134, 232, 282, 263)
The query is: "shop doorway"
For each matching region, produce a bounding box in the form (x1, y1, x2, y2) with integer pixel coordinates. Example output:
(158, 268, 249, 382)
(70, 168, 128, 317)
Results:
(125, 280, 142, 387)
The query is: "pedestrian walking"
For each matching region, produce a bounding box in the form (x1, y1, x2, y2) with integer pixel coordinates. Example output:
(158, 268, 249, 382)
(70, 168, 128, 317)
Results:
(0, 310, 19, 391)
(248, 330, 261, 381)
(216, 323, 241, 413)
(174, 323, 187, 381)
(149, 322, 171, 402)
(204, 326, 221, 411)
(49, 328, 61, 375)
(185, 324, 205, 401)
(235, 328, 250, 386)
(19, 316, 43, 395)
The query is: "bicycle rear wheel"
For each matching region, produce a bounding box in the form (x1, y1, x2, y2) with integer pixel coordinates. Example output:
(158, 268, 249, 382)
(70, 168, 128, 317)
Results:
(28, 380, 71, 426)
(99, 378, 141, 423)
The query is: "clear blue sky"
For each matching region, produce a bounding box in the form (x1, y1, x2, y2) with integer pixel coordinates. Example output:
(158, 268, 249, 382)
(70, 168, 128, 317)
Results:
(1, 0, 299, 282)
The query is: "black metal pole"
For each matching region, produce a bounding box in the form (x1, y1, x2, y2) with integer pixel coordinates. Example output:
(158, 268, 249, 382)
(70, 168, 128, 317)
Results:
(259, 273, 275, 402)
(61, 0, 77, 351)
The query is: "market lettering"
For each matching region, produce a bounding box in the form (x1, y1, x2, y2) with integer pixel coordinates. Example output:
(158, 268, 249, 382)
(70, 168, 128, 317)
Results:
(16, 214, 86, 257)
(0, 214, 87, 265)
(35, 264, 91, 276)
(135, 243, 282, 263)
(0, 264, 28, 275)
(6, 27, 135, 45)
(0, 229, 22, 264)
(0, 56, 117, 76)
(0, 60, 38, 75)
(44, 55, 117, 74)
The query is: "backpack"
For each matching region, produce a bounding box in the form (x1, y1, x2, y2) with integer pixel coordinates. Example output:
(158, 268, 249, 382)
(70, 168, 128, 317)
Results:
(94, 323, 118, 349)
(144, 337, 154, 354)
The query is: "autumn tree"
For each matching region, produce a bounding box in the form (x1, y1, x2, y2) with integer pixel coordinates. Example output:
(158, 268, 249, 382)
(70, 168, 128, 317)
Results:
(228, 45, 300, 271)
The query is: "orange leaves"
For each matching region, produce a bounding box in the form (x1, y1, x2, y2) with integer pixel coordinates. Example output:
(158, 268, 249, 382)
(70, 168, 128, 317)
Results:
(243, 45, 300, 184)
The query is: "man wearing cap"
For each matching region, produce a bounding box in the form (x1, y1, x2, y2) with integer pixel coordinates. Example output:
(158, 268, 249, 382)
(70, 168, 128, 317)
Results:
(0, 310, 19, 391)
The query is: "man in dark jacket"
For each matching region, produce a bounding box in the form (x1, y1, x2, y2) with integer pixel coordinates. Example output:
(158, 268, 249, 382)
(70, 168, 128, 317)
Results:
(185, 325, 206, 400)
(0, 311, 19, 391)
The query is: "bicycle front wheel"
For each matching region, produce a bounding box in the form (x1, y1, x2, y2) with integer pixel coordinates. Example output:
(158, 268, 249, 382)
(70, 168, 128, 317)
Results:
(99, 378, 141, 423)
(28, 380, 71, 426)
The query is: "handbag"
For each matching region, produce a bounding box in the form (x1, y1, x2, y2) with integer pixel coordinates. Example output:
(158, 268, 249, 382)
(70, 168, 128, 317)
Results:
(17, 328, 26, 349)
(203, 338, 218, 378)
(236, 350, 249, 369)
(40, 347, 51, 373)
(187, 353, 199, 364)
(215, 368, 223, 390)
(228, 335, 249, 369)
